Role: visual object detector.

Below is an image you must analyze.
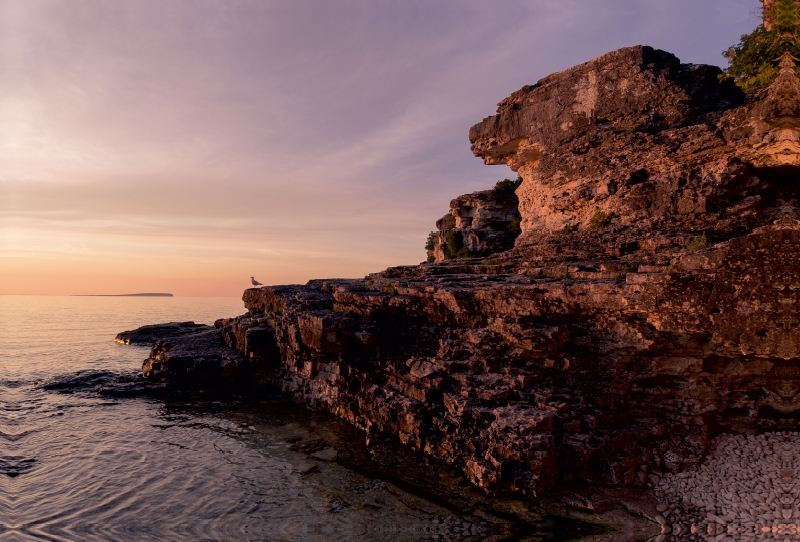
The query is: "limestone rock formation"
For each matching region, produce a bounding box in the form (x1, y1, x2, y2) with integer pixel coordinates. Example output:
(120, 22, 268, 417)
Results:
(428, 188, 519, 262)
(469, 45, 755, 247)
(117, 322, 256, 385)
(115, 321, 209, 345)
(123, 45, 800, 501)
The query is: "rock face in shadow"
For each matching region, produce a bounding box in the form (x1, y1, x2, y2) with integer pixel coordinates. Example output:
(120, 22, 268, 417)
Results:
(123, 45, 800, 500)
(428, 189, 520, 262)
(204, 223, 800, 499)
(115, 322, 209, 345)
(116, 323, 260, 386)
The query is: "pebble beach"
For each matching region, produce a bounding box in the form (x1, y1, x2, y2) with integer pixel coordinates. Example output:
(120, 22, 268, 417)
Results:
(653, 432, 800, 541)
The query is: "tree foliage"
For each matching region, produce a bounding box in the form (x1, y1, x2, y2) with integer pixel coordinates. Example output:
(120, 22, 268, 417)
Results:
(589, 211, 611, 230)
(444, 229, 464, 259)
(494, 175, 523, 193)
(508, 214, 522, 237)
(724, 0, 800, 89)
(424, 231, 437, 252)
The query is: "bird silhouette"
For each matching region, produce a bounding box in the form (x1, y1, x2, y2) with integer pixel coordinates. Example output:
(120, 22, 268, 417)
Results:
(250, 276, 263, 286)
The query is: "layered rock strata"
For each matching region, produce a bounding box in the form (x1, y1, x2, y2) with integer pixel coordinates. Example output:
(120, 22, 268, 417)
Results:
(126, 45, 800, 501)
(116, 322, 246, 383)
(469, 45, 756, 247)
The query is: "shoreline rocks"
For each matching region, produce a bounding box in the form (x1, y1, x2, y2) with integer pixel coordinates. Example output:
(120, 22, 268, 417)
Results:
(120, 43, 800, 509)
(114, 321, 209, 345)
(116, 323, 254, 386)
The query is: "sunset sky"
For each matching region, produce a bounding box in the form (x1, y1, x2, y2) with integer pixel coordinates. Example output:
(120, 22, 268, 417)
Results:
(1, 0, 761, 296)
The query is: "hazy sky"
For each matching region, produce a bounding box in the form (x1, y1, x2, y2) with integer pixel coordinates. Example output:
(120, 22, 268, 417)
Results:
(0, 0, 762, 296)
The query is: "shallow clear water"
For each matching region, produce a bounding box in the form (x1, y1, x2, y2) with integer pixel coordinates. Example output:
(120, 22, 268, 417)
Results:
(0, 296, 474, 541)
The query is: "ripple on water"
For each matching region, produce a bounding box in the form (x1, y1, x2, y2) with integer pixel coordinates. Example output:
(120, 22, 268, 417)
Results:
(0, 297, 495, 541)
(0, 384, 490, 542)
(0, 457, 37, 478)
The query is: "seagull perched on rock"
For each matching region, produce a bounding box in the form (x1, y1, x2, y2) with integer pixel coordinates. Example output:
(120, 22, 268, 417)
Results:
(250, 276, 263, 286)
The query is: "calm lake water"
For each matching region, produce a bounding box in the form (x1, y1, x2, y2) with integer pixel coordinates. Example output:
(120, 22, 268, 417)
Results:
(0, 296, 483, 542)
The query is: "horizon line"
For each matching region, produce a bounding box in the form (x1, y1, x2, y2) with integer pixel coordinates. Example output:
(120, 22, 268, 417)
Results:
(72, 293, 174, 297)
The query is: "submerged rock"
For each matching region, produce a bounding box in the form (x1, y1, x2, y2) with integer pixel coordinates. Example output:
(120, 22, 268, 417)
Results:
(39, 369, 171, 398)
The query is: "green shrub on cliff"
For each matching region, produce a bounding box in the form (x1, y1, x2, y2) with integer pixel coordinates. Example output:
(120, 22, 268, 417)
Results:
(687, 233, 711, 252)
(589, 211, 611, 229)
(444, 229, 464, 259)
(443, 229, 485, 259)
(508, 214, 522, 237)
(424, 232, 437, 252)
(494, 175, 523, 193)
(723, 0, 800, 89)
(383, 281, 397, 294)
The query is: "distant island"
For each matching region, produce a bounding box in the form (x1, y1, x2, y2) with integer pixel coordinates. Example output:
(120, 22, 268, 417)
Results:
(74, 293, 174, 297)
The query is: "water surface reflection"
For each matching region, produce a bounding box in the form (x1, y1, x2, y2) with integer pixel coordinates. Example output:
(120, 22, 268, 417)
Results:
(0, 296, 597, 541)
(0, 297, 482, 541)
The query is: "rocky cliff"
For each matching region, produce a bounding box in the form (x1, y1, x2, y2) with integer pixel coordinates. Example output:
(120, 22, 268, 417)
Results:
(428, 186, 520, 262)
(121, 45, 800, 503)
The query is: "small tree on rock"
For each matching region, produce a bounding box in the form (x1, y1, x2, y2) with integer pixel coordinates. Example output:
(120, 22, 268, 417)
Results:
(724, 0, 800, 89)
